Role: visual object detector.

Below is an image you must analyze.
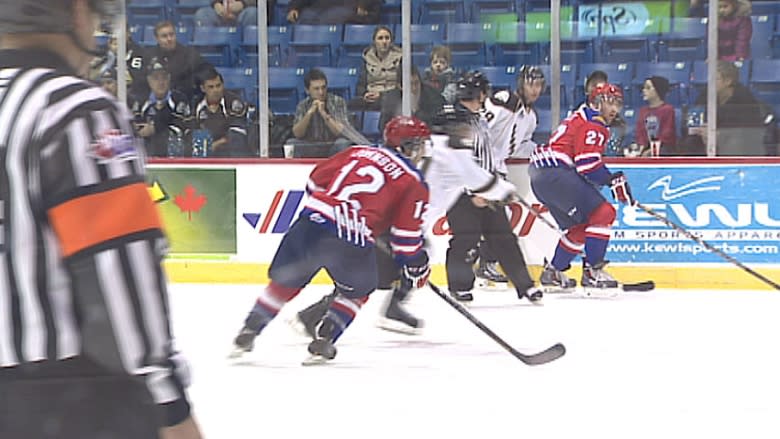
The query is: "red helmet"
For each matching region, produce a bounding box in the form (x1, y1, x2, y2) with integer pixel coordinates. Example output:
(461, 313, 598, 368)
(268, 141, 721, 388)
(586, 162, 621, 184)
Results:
(383, 116, 431, 156)
(589, 83, 624, 105)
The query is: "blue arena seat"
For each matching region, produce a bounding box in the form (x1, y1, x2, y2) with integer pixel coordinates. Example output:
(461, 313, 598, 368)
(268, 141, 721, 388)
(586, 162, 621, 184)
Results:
(537, 64, 576, 110)
(191, 26, 240, 67)
(361, 111, 382, 142)
(268, 67, 304, 115)
(533, 108, 553, 144)
(469, 0, 516, 23)
(218, 67, 258, 103)
(381, 0, 403, 24)
(479, 65, 517, 91)
(492, 22, 542, 66)
(173, 0, 211, 27)
(445, 22, 494, 67)
(418, 0, 467, 24)
(337, 25, 379, 68)
(288, 24, 343, 68)
(751, 1, 780, 16)
(599, 36, 653, 63)
(751, 15, 774, 60)
(127, 0, 169, 26)
(241, 25, 290, 67)
(750, 59, 780, 106)
(316, 67, 359, 100)
(657, 18, 707, 62)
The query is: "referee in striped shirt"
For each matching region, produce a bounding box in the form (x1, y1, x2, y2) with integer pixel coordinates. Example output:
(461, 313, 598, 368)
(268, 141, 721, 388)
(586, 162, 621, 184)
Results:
(438, 71, 539, 304)
(0, 0, 203, 437)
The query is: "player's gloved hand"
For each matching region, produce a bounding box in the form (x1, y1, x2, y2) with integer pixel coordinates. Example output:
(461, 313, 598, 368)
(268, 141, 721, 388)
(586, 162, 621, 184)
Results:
(402, 253, 431, 290)
(609, 171, 634, 206)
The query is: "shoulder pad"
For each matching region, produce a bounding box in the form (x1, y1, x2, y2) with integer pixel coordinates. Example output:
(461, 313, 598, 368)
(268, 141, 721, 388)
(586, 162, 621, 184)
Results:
(488, 90, 520, 111)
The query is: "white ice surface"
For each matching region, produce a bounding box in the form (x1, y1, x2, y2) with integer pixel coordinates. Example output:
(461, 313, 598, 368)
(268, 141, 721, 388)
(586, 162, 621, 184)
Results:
(168, 284, 780, 439)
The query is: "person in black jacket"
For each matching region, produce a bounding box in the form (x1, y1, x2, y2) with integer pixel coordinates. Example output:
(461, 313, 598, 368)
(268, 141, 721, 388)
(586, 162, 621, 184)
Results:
(146, 20, 213, 104)
(379, 63, 446, 132)
(286, 0, 382, 24)
(129, 59, 194, 157)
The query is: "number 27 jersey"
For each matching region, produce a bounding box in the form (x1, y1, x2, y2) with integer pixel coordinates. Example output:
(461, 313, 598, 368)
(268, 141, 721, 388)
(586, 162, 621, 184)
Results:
(301, 145, 429, 264)
(544, 106, 613, 186)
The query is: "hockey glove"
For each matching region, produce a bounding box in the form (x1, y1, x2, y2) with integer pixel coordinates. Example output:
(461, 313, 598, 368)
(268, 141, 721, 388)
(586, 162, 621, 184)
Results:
(402, 253, 431, 290)
(609, 172, 634, 206)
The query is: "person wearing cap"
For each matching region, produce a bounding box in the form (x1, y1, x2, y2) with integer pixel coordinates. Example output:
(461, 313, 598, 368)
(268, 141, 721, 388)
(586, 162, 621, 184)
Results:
(99, 66, 119, 96)
(634, 75, 677, 156)
(129, 59, 194, 157)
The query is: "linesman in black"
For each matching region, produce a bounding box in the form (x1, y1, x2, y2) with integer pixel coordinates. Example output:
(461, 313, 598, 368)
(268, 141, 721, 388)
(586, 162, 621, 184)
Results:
(440, 71, 541, 304)
(0, 0, 203, 437)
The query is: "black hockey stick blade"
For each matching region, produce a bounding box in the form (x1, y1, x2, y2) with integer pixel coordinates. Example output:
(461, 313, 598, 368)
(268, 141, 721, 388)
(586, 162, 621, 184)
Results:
(621, 280, 655, 292)
(427, 281, 566, 366)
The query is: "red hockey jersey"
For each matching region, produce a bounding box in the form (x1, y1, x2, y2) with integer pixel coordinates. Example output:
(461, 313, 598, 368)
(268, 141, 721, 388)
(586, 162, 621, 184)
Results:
(301, 145, 429, 264)
(537, 106, 613, 186)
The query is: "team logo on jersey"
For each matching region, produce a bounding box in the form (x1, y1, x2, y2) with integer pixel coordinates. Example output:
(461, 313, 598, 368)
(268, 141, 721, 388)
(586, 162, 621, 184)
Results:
(493, 89, 511, 103)
(177, 101, 191, 116)
(88, 129, 137, 163)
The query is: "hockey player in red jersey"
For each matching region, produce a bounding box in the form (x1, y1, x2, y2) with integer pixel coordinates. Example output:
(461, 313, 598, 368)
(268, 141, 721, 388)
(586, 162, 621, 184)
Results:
(230, 117, 431, 364)
(529, 83, 634, 294)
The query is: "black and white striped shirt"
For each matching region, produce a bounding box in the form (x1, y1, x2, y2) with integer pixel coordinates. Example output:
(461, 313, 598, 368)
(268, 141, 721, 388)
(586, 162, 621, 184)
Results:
(0, 49, 189, 423)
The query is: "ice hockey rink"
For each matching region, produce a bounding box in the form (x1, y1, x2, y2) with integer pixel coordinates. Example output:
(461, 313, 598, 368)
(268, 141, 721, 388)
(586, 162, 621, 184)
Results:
(168, 283, 780, 439)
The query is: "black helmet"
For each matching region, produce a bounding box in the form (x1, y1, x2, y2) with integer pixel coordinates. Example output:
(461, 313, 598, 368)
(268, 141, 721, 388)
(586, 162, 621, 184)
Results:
(455, 70, 490, 101)
(518, 65, 546, 87)
(0, 0, 119, 34)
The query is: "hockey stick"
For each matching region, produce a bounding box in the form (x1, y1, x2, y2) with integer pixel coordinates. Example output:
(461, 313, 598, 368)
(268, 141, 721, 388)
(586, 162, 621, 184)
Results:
(512, 195, 655, 292)
(635, 202, 780, 290)
(425, 280, 566, 366)
(374, 239, 565, 366)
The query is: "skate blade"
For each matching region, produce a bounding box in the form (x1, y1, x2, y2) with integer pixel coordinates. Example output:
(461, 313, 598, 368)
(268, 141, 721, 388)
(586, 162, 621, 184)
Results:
(376, 317, 423, 335)
(541, 286, 576, 295)
(579, 287, 620, 299)
(301, 354, 332, 366)
(475, 278, 509, 290)
(227, 346, 250, 360)
(286, 315, 313, 338)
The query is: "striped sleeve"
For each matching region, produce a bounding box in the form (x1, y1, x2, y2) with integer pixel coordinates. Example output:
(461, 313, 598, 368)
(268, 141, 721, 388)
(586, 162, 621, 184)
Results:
(1, 70, 190, 425)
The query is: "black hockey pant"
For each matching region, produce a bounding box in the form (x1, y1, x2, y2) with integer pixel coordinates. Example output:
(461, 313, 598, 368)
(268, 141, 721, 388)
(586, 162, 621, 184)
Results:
(445, 193, 534, 293)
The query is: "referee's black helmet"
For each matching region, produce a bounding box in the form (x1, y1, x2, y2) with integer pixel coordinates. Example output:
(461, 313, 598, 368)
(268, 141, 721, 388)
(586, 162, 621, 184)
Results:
(455, 70, 490, 101)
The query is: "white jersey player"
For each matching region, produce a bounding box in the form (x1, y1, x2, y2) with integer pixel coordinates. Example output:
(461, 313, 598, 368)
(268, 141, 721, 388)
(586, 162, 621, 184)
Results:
(483, 65, 546, 173)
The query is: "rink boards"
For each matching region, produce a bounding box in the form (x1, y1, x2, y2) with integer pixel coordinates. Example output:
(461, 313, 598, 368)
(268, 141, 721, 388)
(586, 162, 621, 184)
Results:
(147, 157, 780, 290)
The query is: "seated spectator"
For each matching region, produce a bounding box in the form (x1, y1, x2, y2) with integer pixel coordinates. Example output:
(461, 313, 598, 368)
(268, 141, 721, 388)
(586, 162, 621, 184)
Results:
(718, 0, 752, 62)
(147, 20, 214, 103)
(98, 68, 118, 96)
(129, 60, 194, 157)
(572, 69, 608, 113)
(193, 68, 252, 157)
(633, 76, 677, 156)
(287, 68, 353, 157)
(90, 31, 147, 98)
(379, 64, 445, 131)
(286, 0, 381, 24)
(422, 45, 459, 104)
(349, 25, 402, 111)
(195, 0, 259, 27)
(678, 61, 765, 155)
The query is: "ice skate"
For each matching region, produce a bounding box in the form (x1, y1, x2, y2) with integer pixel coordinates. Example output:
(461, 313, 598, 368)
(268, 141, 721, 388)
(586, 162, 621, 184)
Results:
(518, 287, 544, 305)
(288, 292, 335, 338)
(302, 338, 337, 365)
(449, 289, 474, 302)
(539, 260, 576, 294)
(302, 319, 338, 365)
(474, 260, 509, 289)
(581, 260, 620, 298)
(228, 327, 257, 359)
(229, 312, 266, 359)
(377, 291, 423, 335)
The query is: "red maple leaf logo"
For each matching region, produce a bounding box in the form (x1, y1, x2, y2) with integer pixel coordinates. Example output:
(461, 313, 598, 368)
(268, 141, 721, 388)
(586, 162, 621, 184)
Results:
(174, 184, 207, 221)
